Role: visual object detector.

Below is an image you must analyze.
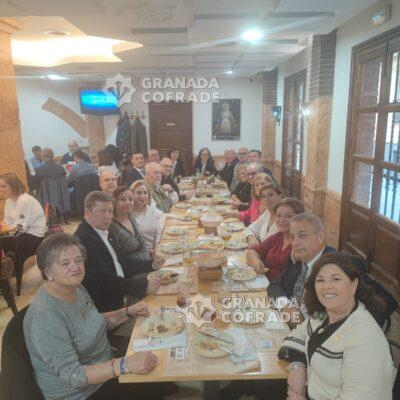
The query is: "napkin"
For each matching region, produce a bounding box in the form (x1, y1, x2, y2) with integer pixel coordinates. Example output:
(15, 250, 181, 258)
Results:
(133, 331, 187, 352)
(225, 327, 257, 364)
(245, 275, 269, 290)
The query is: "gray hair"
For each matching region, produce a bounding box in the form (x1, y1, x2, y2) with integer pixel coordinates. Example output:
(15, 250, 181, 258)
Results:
(291, 212, 324, 233)
(247, 162, 264, 173)
(145, 161, 161, 174)
(36, 233, 87, 280)
(84, 191, 113, 211)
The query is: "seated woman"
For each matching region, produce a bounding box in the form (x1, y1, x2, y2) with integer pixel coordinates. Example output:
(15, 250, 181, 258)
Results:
(230, 163, 251, 208)
(247, 198, 304, 280)
(225, 172, 273, 225)
(244, 183, 286, 248)
(23, 233, 162, 400)
(167, 147, 185, 181)
(192, 147, 217, 176)
(130, 180, 164, 255)
(0, 172, 47, 265)
(280, 252, 395, 400)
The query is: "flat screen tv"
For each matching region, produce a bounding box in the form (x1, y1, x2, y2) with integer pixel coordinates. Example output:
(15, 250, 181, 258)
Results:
(79, 88, 120, 115)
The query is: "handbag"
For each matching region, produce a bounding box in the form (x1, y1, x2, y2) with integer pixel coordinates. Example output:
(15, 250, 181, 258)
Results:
(44, 203, 64, 236)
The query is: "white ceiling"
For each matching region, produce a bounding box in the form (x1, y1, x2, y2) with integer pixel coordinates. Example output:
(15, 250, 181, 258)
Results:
(0, 0, 379, 80)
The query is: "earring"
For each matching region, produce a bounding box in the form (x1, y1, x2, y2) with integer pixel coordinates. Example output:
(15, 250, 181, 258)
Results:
(48, 277, 54, 281)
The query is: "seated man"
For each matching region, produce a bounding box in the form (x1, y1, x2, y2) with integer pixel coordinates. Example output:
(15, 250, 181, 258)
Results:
(148, 149, 160, 163)
(160, 157, 180, 203)
(267, 212, 398, 328)
(74, 191, 160, 312)
(29, 145, 43, 173)
(248, 149, 276, 181)
(219, 148, 238, 188)
(99, 170, 117, 195)
(67, 149, 96, 188)
(61, 139, 91, 165)
(33, 148, 66, 187)
(145, 162, 172, 213)
(124, 152, 145, 187)
(230, 147, 249, 191)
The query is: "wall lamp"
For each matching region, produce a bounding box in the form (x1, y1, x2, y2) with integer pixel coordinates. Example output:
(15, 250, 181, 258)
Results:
(272, 106, 282, 125)
(301, 103, 311, 121)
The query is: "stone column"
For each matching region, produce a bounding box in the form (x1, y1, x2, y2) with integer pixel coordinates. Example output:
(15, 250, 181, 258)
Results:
(262, 68, 278, 178)
(303, 30, 336, 217)
(0, 18, 24, 216)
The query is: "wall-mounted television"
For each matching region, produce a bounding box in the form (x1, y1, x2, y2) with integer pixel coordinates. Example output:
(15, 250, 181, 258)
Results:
(79, 88, 120, 115)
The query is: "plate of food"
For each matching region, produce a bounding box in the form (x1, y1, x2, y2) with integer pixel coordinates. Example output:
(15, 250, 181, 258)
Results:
(231, 308, 266, 325)
(175, 202, 190, 209)
(175, 214, 192, 222)
(160, 242, 185, 254)
(141, 315, 184, 338)
(148, 269, 180, 285)
(223, 217, 240, 223)
(232, 268, 257, 281)
(166, 226, 189, 236)
(226, 238, 248, 251)
(193, 331, 235, 358)
(221, 221, 244, 232)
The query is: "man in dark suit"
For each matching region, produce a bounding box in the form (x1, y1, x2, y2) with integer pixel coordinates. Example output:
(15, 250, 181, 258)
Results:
(268, 212, 398, 328)
(219, 148, 238, 188)
(124, 152, 146, 187)
(33, 148, 66, 187)
(248, 149, 276, 181)
(74, 191, 160, 312)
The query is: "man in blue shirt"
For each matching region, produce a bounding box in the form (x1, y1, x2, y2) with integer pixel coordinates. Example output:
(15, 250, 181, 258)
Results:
(67, 150, 96, 188)
(29, 145, 43, 172)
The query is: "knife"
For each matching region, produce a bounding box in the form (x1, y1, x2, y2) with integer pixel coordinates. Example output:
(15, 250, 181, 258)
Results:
(198, 330, 235, 346)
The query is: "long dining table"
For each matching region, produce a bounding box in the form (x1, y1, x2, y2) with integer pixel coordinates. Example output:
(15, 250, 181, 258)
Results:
(120, 194, 289, 399)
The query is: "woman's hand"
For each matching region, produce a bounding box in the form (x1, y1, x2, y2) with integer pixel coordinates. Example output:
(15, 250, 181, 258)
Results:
(147, 277, 161, 294)
(251, 259, 268, 275)
(152, 254, 165, 270)
(287, 364, 307, 397)
(126, 351, 158, 374)
(246, 235, 259, 249)
(223, 210, 239, 218)
(128, 301, 150, 317)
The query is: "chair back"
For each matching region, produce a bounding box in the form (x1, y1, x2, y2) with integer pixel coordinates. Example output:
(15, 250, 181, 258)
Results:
(74, 173, 100, 215)
(38, 178, 71, 214)
(0, 306, 43, 399)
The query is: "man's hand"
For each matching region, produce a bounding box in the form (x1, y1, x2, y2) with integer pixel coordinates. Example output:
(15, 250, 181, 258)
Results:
(128, 301, 150, 317)
(126, 352, 158, 374)
(282, 306, 304, 329)
(152, 254, 165, 270)
(147, 277, 161, 294)
(162, 184, 173, 193)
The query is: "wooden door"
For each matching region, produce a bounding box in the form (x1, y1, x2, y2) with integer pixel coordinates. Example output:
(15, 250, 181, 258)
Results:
(148, 102, 193, 173)
(281, 70, 306, 198)
(340, 27, 400, 301)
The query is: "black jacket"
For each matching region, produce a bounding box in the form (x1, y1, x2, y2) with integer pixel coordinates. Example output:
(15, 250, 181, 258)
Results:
(124, 167, 145, 187)
(267, 246, 398, 327)
(231, 181, 251, 204)
(33, 160, 66, 188)
(162, 175, 186, 201)
(192, 159, 217, 176)
(172, 159, 185, 180)
(219, 158, 238, 188)
(61, 151, 91, 164)
(74, 219, 151, 312)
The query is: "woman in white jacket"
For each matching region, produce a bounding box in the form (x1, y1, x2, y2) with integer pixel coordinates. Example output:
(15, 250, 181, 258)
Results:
(244, 183, 285, 248)
(279, 252, 395, 400)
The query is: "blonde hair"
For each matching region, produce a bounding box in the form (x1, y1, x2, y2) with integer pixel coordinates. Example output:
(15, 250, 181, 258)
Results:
(129, 179, 152, 206)
(251, 173, 274, 199)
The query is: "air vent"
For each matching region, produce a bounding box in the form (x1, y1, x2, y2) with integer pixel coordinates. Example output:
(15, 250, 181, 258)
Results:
(194, 13, 260, 20)
(44, 30, 70, 36)
(269, 12, 335, 18)
(131, 27, 188, 34)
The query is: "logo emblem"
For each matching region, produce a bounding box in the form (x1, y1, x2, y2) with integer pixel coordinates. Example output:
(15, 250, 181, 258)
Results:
(103, 73, 136, 106)
(180, 293, 216, 328)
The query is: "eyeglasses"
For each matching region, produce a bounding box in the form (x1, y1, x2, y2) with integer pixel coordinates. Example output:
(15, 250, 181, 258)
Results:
(238, 152, 248, 155)
(247, 171, 257, 177)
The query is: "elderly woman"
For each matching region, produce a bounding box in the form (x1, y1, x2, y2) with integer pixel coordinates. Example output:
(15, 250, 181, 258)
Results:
(247, 198, 304, 280)
(230, 163, 251, 208)
(192, 147, 217, 176)
(225, 172, 273, 225)
(0, 173, 46, 278)
(23, 233, 162, 400)
(130, 180, 164, 255)
(244, 183, 286, 248)
(280, 252, 395, 400)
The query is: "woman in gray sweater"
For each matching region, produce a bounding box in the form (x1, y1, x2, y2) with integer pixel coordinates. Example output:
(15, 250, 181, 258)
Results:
(23, 233, 162, 400)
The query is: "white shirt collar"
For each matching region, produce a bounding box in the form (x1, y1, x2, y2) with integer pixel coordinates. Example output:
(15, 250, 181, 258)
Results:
(93, 227, 109, 238)
(305, 246, 325, 277)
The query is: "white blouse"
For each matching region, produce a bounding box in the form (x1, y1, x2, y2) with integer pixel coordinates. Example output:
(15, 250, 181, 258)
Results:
(244, 209, 279, 241)
(133, 204, 164, 252)
(3, 193, 47, 237)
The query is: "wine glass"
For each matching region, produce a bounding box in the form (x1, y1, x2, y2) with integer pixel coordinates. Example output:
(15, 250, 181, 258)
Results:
(176, 276, 192, 308)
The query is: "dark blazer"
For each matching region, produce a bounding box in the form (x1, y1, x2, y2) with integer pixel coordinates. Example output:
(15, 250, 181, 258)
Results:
(61, 151, 91, 165)
(74, 219, 151, 312)
(33, 160, 66, 188)
(172, 159, 185, 180)
(231, 181, 251, 204)
(219, 158, 238, 188)
(267, 246, 335, 301)
(192, 159, 217, 176)
(161, 175, 186, 201)
(124, 167, 145, 187)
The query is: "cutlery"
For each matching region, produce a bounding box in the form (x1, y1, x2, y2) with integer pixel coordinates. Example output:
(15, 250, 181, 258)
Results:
(147, 322, 155, 344)
(198, 330, 235, 346)
(160, 305, 166, 320)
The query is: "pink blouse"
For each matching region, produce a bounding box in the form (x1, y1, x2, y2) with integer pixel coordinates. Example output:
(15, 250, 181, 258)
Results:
(238, 198, 260, 226)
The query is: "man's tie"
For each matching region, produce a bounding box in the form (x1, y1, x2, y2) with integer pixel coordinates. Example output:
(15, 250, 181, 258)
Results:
(292, 262, 308, 305)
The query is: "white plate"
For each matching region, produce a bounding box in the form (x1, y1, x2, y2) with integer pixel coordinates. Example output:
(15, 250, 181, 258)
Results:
(166, 226, 188, 236)
(160, 242, 185, 254)
(232, 268, 257, 281)
(226, 239, 248, 251)
(141, 315, 184, 338)
(193, 331, 234, 358)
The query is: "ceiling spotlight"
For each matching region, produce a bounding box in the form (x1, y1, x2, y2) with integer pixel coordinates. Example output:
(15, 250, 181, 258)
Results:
(44, 30, 70, 36)
(242, 29, 263, 42)
(226, 70, 233, 74)
(45, 74, 69, 80)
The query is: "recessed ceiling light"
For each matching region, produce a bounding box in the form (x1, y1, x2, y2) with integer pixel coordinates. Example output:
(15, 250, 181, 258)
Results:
(226, 70, 233, 74)
(242, 29, 263, 42)
(44, 30, 70, 36)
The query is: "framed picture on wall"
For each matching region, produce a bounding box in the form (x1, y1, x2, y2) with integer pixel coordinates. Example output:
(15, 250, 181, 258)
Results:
(212, 99, 241, 140)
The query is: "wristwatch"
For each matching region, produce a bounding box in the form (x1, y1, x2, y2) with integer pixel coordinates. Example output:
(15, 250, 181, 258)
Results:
(288, 362, 306, 371)
(124, 306, 133, 318)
